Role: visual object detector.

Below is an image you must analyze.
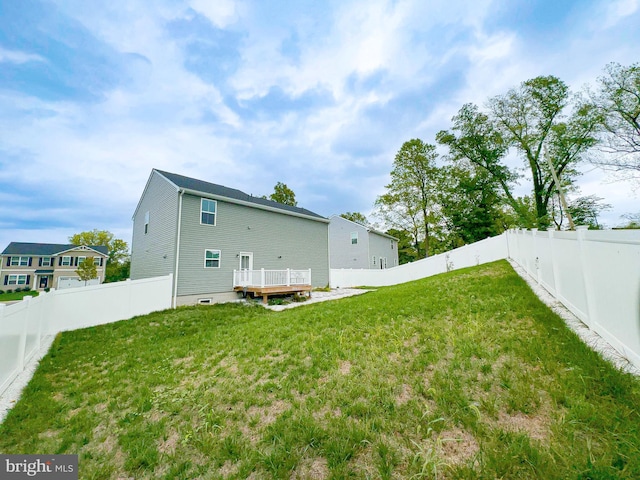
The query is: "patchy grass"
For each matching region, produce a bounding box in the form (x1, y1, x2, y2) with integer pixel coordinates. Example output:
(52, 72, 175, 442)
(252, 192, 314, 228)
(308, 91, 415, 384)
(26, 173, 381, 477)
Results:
(1, 260, 639, 479)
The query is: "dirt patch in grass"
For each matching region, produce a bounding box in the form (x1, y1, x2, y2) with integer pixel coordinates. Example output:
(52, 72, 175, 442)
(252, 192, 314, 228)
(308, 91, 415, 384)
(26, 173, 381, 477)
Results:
(439, 428, 479, 465)
(338, 360, 352, 375)
(219, 460, 240, 477)
(172, 355, 194, 366)
(494, 410, 551, 443)
(291, 456, 329, 479)
(396, 383, 413, 406)
(247, 399, 290, 426)
(157, 431, 180, 455)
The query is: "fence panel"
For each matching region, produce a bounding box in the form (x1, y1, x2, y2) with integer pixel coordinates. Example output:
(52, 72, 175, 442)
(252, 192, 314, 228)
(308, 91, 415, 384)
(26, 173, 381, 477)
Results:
(331, 234, 508, 288)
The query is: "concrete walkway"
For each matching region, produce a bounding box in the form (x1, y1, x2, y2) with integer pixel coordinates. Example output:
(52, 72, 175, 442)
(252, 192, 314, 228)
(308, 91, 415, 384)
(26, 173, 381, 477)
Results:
(264, 288, 371, 311)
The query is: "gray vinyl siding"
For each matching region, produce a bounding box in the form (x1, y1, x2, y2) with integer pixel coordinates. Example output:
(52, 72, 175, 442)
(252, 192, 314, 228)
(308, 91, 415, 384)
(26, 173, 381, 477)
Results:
(328, 216, 370, 269)
(176, 194, 329, 296)
(130, 172, 179, 280)
(369, 232, 399, 268)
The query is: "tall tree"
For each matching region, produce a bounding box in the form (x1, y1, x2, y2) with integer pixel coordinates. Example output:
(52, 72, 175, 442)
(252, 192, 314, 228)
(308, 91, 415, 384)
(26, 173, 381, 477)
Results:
(340, 212, 369, 225)
(436, 103, 530, 224)
(488, 76, 599, 227)
(269, 182, 297, 206)
(375, 139, 439, 257)
(589, 62, 640, 178)
(69, 229, 130, 282)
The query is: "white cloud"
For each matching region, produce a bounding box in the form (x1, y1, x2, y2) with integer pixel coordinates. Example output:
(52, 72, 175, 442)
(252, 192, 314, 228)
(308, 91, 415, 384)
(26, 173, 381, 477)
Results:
(602, 0, 639, 28)
(189, 0, 238, 28)
(0, 47, 45, 64)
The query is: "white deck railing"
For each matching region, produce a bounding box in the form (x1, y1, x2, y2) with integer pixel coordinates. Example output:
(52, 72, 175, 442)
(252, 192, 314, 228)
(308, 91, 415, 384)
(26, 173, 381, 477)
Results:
(233, 268, 312, 288)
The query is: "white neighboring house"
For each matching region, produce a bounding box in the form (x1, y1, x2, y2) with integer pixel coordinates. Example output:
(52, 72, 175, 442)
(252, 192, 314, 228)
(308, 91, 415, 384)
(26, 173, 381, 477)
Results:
(0, 242, 108, 290)
(328, 215, 399, 269)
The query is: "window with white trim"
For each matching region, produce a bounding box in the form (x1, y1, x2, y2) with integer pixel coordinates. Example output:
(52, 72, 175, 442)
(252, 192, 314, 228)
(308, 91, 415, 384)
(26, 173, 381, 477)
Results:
(41, 257, 52, 267)
(350, 232, 358, 245)
(93, 257, 102, 266)
(201, 198, 217, 225)
(77, 256, 86, 266)
(204, 249, 221, 268)
(61, 256, 71, 266)
(10, 256, 30, 266)
(7, 274, 28, 285)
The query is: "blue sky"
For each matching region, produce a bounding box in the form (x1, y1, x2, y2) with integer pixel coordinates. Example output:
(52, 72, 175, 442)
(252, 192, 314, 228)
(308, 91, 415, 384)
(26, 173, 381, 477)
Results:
(0, 0, 638, 250)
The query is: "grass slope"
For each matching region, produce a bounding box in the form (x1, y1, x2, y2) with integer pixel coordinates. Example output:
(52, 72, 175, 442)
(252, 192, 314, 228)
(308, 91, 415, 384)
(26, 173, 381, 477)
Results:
(1, 260, 639, 479)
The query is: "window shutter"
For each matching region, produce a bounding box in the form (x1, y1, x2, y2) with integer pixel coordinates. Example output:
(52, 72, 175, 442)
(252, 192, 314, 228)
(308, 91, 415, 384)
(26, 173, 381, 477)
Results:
(3, 276, 7, 286)
(74, 257, 78, 266)
(26, 275, 30, 285)
(6, 257, 10, 266)
(28, 257, 33, 267)
(100, 258, 104, 266)
(39, 258, 42, 267)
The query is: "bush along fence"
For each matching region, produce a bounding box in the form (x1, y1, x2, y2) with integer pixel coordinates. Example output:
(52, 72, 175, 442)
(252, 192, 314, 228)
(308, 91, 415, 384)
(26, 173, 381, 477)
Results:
(331, 228, 640, 371)
(0, 274, 173, 397)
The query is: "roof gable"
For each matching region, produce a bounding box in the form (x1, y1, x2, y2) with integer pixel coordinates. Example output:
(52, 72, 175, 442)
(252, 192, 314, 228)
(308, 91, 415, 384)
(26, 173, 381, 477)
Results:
(329, 215, 398, 241)
(1, 242, 109, 256)
(154, 169, 327, 222)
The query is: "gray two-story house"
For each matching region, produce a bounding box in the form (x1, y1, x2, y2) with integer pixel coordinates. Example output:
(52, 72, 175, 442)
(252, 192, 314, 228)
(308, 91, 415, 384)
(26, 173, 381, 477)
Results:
(328, 215, 399, 269)
(130, 169, 330, 306)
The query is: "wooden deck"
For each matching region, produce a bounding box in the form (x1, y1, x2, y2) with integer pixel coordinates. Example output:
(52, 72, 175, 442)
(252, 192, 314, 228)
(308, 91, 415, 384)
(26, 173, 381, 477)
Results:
(234, 284, 312, 304)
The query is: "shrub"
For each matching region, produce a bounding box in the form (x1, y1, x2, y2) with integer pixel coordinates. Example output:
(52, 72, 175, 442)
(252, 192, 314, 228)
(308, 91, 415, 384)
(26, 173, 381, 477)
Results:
(14, 287, 22, 293)
(5, 289, 12, 294)
(44, 287, 50, 293)
(0, 290, 4, 295)
(24, 286, 31, 292)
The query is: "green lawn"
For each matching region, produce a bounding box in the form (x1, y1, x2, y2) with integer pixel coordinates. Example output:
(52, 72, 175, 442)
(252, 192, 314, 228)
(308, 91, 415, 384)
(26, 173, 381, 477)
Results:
(0, 290, 39, 302)
(1, 260, 639, 479)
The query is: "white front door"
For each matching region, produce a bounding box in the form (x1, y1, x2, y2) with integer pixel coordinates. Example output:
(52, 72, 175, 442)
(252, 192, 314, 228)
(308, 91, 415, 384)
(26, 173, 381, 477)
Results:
(238, 252, 253, 285)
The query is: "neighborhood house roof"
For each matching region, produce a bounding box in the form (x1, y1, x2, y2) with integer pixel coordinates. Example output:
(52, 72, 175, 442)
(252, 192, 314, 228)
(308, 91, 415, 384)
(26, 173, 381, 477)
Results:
(1, 242, 109, 256)
(329, 215, 399, 241)
(154, 169, 328, 222)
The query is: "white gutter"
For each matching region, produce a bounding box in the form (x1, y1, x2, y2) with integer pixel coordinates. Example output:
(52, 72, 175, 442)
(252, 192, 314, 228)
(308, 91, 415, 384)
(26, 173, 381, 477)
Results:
(173, 190, 184, 308)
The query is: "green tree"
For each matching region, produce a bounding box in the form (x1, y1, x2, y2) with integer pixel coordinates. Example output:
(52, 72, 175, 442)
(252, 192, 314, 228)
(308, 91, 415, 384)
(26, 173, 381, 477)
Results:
(589, 62, 640, 178)
(69, 229, 130, 282)
(551, 193, 611, 230)
(269, 182, 297, 206)
(75, 257, 98, 286)
(375, 139, 440, 258)
(437, 162, 507, 247)
(436, 103, 532, 226)
(386, 228, 419, 264)
(488, 76, 599, 227)
(340, 212, 368, 225)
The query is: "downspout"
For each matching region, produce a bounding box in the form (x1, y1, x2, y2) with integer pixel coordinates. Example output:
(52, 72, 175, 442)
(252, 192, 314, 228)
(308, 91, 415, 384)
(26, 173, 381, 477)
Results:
(173, 190, 184, 308)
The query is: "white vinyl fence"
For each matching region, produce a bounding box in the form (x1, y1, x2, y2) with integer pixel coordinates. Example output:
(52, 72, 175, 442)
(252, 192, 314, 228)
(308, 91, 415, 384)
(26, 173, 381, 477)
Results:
(330, 234, 509, 288)
(0, 275, 173, 397)
(507, 227, 640, 369)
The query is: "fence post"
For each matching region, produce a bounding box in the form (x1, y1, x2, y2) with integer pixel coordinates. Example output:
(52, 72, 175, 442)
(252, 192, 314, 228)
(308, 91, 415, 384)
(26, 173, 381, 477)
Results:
(260, 268, 265, 288)
(286, 268, 291, 286)
(531, 228, 540, 283)
(548, 229, 561, 298)
(577, 226, 598, 329)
